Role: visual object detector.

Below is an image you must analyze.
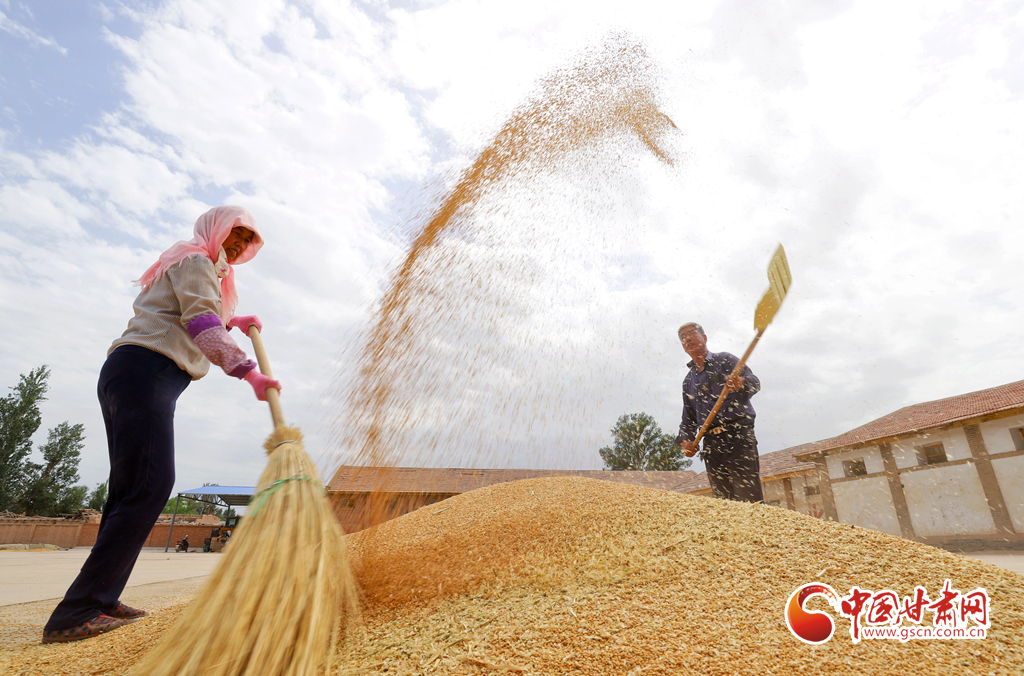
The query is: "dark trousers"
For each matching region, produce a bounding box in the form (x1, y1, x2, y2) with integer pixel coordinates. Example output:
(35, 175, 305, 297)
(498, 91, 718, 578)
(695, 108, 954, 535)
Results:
(45, 346, 190, 631)
(701, 424, 764, 504)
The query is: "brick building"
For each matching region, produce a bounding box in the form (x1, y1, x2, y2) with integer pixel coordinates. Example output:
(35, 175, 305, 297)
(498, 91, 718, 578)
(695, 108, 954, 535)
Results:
(327, 467, 705, 533)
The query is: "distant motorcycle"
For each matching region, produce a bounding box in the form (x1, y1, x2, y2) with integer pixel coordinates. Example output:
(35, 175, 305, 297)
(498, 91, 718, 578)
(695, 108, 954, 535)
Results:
(175, 535, 190, 553)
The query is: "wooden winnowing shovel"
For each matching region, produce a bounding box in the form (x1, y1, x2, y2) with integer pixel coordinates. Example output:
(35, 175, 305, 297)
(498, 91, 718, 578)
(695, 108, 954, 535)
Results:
(687, 244, 792, 453)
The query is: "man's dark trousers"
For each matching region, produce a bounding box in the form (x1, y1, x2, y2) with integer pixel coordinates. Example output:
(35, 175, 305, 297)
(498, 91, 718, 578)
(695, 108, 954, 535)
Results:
(701, 424, 764, 503)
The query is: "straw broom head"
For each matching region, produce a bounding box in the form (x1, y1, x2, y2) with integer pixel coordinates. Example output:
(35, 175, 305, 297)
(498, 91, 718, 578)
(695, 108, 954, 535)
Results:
(131, 426, 359, 676)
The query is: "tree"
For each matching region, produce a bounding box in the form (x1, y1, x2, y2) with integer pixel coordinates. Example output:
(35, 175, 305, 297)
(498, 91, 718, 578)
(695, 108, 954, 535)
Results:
(599, 412, 691, 471)
(0, 366, 49, 511)
(162, 496, 204, 516)
(18, 422, 89, 516)
(88, 481, 108, 511)
(56, 485, 89, 515)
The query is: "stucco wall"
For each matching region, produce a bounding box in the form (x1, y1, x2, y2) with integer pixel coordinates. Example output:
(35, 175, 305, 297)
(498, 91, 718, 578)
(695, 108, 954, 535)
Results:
(832, 477, 901, 535)
(901, 464, 995, 537)
(789, 475, 808, 512)
(762, 480, 786, 506)
(786, 474, 824, 519)
(826, 446, 885, 478)
(889, 428, 970, 468)
(978, 415, 1024, 455)
(992, 455, 1024, 533)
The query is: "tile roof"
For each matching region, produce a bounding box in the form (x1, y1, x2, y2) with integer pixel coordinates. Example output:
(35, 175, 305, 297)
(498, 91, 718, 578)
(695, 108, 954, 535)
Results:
(328, 466, 705, 495)
(794, 379, 1024, 460)
(756, 442, 819, 478)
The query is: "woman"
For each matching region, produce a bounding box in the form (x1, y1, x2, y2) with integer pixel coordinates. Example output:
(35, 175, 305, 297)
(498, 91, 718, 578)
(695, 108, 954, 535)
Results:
(42, 205, 281, 643)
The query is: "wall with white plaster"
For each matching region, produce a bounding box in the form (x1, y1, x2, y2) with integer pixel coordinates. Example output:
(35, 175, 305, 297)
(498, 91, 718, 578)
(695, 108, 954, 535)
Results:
(833, 477, 901, 536)
(978, 415, 1024, 455)
(826, 446, 885, 478)
(991, 455, 1024, 533)
(902, 464, 995, 537)
(763, 479, 786, 507)
(889, 428, 969, 468)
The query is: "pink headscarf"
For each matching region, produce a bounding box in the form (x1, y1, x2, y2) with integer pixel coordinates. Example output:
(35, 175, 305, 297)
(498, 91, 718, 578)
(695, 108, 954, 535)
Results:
(136, 205, 263, 322)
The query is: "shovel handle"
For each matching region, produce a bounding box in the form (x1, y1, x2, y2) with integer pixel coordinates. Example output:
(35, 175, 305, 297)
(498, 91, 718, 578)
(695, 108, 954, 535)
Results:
(691, 328, 764, 448)
(247, 326, 286, 428)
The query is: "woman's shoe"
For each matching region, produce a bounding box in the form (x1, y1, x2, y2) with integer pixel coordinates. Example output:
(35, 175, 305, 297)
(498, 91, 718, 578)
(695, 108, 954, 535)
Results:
(105, 602, 148, 620)
(41, 614, 128, 643)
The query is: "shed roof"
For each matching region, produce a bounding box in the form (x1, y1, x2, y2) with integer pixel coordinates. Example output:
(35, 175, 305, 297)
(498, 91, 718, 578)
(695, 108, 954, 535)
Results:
(794, 379, 1024, 460)
(177, 486, 256, 507)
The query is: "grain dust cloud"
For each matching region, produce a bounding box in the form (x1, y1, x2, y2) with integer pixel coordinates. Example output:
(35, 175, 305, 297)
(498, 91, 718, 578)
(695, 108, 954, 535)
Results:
(332, 37, 679, 490)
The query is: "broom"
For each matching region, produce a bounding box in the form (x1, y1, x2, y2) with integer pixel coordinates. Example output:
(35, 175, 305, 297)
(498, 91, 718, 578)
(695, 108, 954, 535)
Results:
(132, 326, 359, 676)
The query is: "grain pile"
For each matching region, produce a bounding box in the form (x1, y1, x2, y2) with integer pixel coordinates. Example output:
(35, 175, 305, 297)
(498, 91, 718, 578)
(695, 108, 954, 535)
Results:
(7, 477, 1018, 674)
(341, 478, 1024, 675)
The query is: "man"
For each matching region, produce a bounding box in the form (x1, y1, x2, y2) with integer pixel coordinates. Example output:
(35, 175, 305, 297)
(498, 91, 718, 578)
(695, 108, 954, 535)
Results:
(674, 322, 764, 503)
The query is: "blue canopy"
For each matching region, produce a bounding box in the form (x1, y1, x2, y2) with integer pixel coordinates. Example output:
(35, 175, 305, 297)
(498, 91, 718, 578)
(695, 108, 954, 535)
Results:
(177, 486, 256, 507)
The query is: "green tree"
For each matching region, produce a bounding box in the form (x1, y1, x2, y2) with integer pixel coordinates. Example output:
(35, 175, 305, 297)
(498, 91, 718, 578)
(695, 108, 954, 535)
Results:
(18, 422, 89, 516)
(87, 481, 108, 511)
(0, 366, 49, 511)
(162, 496, 204, 515)
(599, 412, 691, 471)
(56, 485, 89, 516)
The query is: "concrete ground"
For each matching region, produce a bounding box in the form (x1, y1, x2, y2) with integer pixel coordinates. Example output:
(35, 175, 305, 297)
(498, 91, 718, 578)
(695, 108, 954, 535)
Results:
(0, 546, 222, 648)
(0, 546, 222, 607)
(963, 550, 1024, 576)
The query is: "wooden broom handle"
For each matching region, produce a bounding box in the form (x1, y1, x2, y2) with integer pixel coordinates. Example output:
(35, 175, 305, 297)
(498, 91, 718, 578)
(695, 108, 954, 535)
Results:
(247, 326, 286, 428)
(692, 328, 764, 447)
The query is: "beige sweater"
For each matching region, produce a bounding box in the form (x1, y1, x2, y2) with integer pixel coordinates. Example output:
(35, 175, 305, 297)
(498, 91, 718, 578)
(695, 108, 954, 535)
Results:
(109, 255, 222, 379)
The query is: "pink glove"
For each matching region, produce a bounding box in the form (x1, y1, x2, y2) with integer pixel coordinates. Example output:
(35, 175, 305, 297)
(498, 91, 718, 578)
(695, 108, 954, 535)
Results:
(228, 315, 263, 335)
(244, 370, 281, 402)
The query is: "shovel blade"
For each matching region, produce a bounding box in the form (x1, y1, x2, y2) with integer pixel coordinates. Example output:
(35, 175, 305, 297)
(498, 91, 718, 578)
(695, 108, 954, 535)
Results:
(754, 244, 792, 331)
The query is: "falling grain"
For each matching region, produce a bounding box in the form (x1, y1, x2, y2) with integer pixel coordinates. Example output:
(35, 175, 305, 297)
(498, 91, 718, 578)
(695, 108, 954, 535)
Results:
(332, 36, 679, 516)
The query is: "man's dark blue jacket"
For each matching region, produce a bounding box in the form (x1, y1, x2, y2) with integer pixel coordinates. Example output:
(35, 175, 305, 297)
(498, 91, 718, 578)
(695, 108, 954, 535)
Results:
(676, 351, 759, 445)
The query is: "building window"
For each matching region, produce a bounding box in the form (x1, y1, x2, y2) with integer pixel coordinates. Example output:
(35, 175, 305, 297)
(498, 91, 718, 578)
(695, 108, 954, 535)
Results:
(1011, 428, 1024, 452)
(920, 443, 947, 465)
(842, 458, 867, 477)
(804, 484, 821, 496)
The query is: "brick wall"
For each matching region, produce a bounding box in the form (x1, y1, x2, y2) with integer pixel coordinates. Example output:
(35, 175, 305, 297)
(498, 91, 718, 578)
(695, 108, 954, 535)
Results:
(0, 521, 83, 549)
(1, 521, 225, 549)
(332, 492, 454, 533)
(74, 522, 221, 548)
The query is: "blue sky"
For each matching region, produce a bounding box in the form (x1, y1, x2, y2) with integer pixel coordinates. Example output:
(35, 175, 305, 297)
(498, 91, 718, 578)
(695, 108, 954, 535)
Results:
(1, 2, 132, 151)
(2, 0, 1023, 496)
